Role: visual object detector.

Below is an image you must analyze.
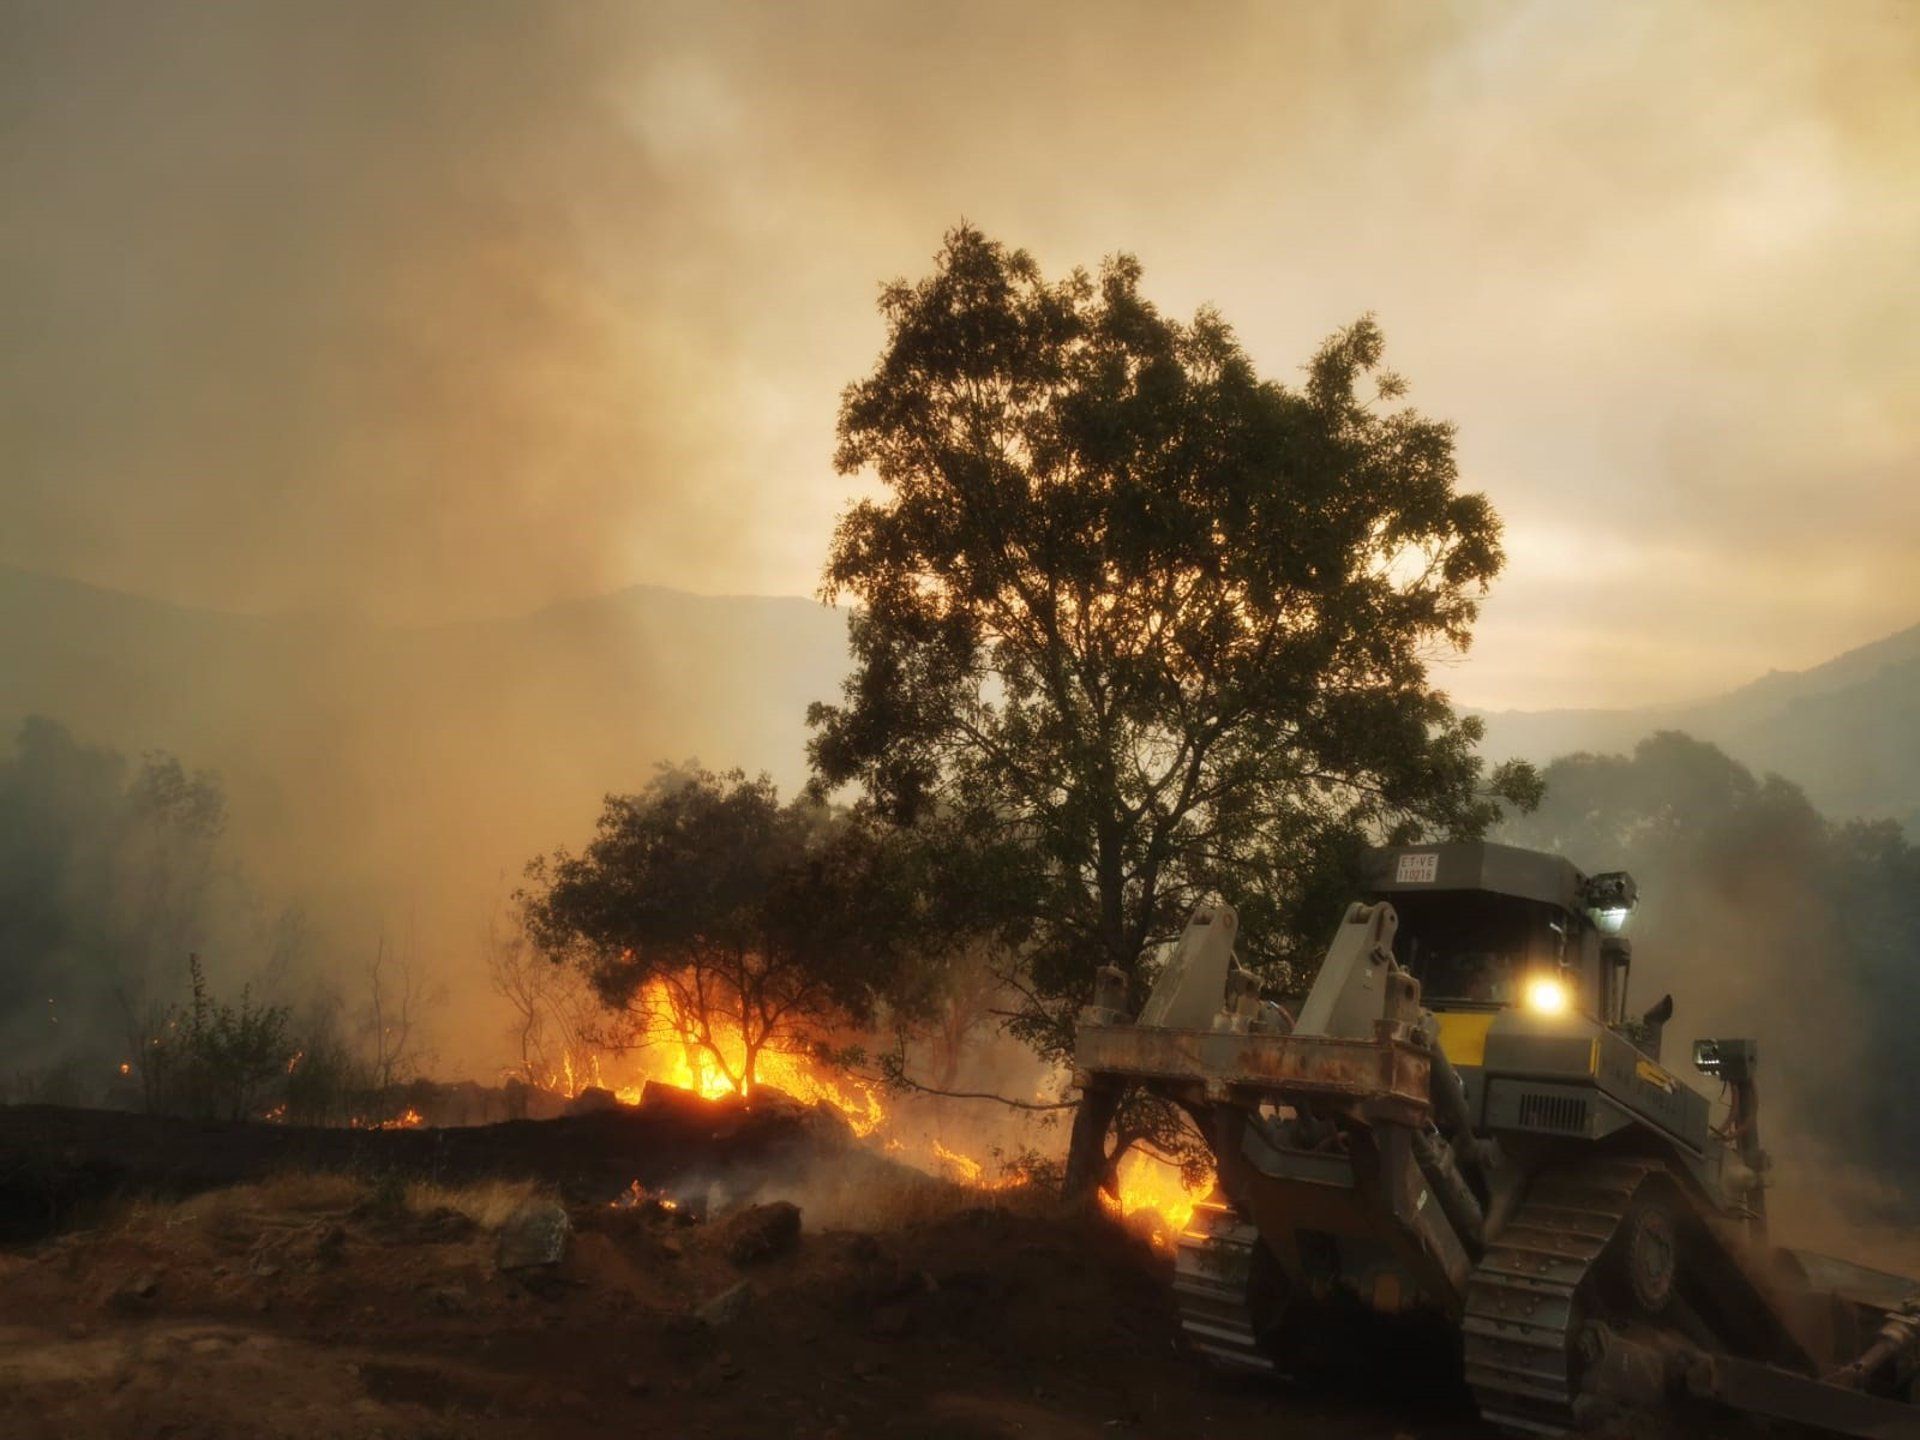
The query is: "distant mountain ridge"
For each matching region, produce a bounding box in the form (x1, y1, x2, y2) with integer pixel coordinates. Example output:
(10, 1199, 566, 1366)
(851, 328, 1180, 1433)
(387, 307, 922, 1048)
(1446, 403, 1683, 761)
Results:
(4, 565, 1912, 940)
(1476, 621, 1920, 830)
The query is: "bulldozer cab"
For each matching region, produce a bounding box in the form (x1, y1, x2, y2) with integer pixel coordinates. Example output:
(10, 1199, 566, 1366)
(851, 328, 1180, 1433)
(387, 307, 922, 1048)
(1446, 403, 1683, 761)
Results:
(1362, 841, 1634, 1025)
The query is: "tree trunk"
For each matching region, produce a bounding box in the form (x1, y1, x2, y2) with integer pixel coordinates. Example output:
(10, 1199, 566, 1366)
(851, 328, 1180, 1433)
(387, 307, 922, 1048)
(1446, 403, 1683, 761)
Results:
(1061, 1079, 1124, 1205)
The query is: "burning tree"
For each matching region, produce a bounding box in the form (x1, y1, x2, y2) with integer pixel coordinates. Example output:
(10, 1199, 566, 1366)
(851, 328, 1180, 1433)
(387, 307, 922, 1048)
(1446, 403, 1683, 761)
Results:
(518, 766, 922, 1095)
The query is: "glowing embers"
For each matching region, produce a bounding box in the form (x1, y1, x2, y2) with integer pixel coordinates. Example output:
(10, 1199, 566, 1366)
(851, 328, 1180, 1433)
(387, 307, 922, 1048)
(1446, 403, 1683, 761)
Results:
(610, 1179, 689, 1217)
(349, 1106, 424, 1129)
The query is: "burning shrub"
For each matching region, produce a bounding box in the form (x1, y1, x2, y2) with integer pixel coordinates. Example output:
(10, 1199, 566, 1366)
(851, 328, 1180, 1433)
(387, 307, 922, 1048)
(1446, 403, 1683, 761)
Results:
(519, 765, 927, 1098)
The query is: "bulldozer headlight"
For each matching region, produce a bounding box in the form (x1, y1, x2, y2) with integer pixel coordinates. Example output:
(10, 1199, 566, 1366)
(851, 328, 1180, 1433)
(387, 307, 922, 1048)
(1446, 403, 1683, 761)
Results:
(1591, 905, 1632, 936)
(1583, 871, 1637, 935)
(1693, 1037, 1757, 1081)
(1523, 974, 1571, 1016)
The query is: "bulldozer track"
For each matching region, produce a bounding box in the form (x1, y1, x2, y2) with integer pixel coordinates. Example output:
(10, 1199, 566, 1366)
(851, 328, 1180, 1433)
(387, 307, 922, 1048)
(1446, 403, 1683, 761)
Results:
(1461, 1157, 1663, 1436)
(1171, 1196, 1274, 1375)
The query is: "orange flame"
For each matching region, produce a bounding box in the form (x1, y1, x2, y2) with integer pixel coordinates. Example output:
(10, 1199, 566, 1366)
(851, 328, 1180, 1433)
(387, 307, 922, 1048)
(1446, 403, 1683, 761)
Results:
(930, 1140, 1023, 1190)
(546, 979, 888, 1137)
(1099, 1149, 1208, 1250)
(350, 1107, 425, 1130)
(610, 1179, 681, 1212)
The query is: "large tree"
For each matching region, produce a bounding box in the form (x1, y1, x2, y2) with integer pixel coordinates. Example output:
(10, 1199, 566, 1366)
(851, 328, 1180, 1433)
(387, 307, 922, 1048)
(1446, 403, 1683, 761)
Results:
(809, 228, 1538, 1187)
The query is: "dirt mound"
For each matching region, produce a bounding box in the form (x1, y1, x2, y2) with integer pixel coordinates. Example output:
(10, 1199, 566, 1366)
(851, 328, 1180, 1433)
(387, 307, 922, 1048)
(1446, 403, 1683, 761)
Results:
(0, 1157, 1503, 1440)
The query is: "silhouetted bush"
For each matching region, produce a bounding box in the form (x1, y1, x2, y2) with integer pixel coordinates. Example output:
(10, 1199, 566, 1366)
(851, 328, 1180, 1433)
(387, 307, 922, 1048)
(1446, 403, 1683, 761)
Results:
(134, 955, 294, 1121)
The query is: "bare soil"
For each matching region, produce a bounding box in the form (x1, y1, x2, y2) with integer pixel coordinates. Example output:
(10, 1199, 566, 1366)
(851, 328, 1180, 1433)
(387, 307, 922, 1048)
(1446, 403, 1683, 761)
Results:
(0, 1105, 1743, 1440)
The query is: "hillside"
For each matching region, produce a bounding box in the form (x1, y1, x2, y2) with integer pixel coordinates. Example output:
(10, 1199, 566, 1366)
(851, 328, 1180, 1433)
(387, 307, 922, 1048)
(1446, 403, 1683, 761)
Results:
(12, 565, 1917, 870)
(6, 563, 1913, 1037)
(1476, 621, 1920, 831)
(0, 1101, 1491, 1440)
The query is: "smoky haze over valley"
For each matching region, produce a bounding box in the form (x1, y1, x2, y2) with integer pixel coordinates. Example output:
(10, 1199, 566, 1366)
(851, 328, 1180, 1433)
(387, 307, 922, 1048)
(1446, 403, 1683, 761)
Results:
(1, 2, 1916, 1098)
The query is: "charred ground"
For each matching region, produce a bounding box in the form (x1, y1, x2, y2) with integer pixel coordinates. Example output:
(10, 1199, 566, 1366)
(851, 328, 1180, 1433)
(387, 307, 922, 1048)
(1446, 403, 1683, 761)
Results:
(0, 1094, 1544, 1440)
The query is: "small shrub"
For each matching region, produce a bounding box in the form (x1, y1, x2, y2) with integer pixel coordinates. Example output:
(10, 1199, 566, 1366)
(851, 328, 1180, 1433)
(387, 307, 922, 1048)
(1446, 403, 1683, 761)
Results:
(134, 955, 295, 1120)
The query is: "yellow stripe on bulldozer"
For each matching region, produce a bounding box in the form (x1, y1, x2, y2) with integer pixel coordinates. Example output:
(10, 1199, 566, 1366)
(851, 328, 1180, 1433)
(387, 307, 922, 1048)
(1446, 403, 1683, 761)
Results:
(1433, 1010, 1495, 1068)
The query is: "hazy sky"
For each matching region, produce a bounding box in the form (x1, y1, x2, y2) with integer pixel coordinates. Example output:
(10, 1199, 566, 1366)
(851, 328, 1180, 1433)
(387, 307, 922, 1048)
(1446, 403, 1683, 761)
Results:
(3, 0, 1915, 709)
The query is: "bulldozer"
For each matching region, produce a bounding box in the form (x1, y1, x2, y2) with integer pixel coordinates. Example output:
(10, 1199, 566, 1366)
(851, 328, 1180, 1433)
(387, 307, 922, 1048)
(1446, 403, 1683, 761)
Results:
(1073, 840, 1920, 1436)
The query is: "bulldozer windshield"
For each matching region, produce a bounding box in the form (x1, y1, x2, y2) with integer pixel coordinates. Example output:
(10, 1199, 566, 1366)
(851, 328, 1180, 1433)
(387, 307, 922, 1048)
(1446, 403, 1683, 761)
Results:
(1389, 895, 1571, 1010)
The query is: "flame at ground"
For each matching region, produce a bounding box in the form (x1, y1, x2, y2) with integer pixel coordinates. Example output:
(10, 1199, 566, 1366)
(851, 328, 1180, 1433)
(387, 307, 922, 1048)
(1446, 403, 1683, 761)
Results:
(528, 976, 1208, 1233)
(930, 1140, 1023, 1190)
(1099, 1149, 1209, 1249)
(612, 1040, 885, 1138)
(610, 1179, 680, 1213)
(547, 980, 887, 1138)
(349, 1107, 425, 1130)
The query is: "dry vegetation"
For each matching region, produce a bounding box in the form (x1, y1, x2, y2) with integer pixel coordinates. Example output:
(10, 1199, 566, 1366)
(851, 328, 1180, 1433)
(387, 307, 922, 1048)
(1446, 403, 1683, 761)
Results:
(101, 1171, 554, 1244)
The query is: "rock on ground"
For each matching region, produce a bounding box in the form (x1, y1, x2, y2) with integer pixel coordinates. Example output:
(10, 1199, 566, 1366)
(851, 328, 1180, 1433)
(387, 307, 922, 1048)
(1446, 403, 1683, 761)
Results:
(719, 1201, 801, 1265)
(495, 1202, 571, 1271)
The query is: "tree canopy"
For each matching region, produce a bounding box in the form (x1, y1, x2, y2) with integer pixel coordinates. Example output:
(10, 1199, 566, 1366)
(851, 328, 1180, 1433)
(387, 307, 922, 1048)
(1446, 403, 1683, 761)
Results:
(519, 765, 924, 1092)
(811, 226, 1539, 1064)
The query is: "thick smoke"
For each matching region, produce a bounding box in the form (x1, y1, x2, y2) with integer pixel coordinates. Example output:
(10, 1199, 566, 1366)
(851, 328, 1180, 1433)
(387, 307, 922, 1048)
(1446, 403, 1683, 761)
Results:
(2, 1, 1915, 706)
(1500, 732, 1920, 1258)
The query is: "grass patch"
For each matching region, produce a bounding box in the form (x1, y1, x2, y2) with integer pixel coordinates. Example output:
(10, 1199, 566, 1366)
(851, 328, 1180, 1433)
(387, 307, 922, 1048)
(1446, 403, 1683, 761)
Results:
(105, 1170, 550, 1239)
(112, 1170, 368, 1239)
(402, 1177, 550, 1230)
(250, 1170, 369, 1213)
